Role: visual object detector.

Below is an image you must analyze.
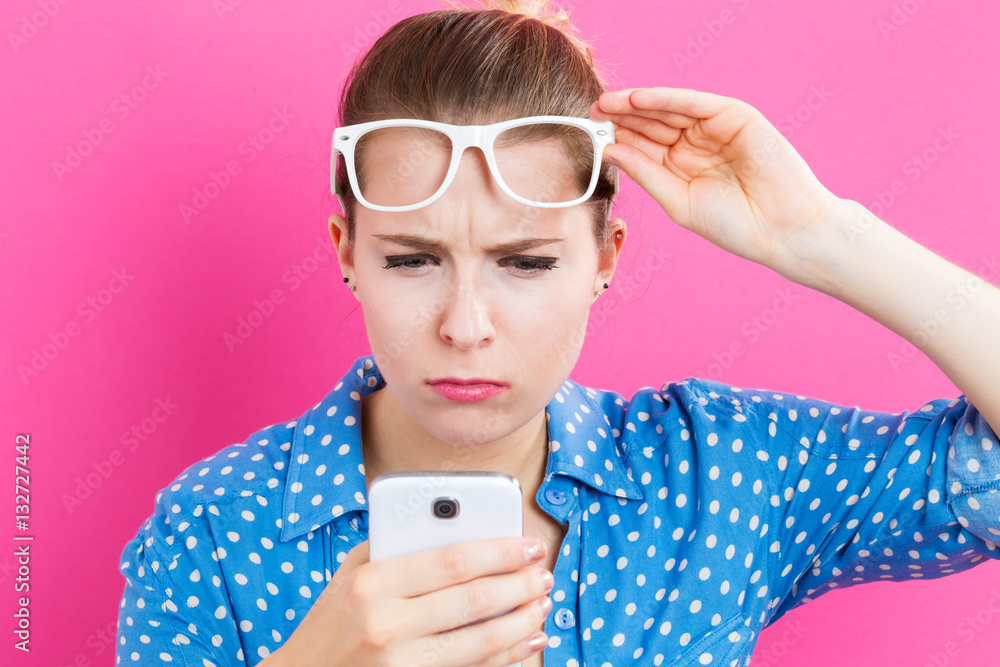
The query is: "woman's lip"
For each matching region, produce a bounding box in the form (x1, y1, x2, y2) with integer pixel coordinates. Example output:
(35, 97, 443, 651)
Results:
(428, 383, 508, 402)
(426, 377, 509, 387)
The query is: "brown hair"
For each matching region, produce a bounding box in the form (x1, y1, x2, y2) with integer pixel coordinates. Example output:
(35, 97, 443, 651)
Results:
(334, 0, 618, 256)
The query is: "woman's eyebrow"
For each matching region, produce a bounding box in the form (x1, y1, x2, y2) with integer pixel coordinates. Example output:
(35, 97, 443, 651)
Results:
(371, 233, 565, 255)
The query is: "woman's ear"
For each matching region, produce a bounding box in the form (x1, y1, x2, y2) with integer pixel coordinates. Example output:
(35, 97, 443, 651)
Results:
(597, 218, 626, 287)
(328, 213, 355, 283)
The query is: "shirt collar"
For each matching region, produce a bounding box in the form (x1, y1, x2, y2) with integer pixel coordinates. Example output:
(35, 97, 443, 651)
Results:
(279, 355, 643, 543)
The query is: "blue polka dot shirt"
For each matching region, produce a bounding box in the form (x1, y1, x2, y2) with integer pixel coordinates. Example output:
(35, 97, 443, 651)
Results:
(116, 354, 1000, 666)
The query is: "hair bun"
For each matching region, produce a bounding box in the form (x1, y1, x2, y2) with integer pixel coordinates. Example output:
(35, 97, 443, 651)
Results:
(443, 0, 568, 26)
(504, 0, 571, 29)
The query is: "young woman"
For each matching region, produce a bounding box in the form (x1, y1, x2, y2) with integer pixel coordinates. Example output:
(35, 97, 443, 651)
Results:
(115, 1, 999, 666)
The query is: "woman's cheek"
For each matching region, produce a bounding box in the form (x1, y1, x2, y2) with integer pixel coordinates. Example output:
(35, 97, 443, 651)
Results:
(520, 289, 589, 356)
(362, 302, 413, 370)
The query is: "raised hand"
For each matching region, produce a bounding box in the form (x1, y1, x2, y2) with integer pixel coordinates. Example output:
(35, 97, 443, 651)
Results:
(591, 87, 849, 287)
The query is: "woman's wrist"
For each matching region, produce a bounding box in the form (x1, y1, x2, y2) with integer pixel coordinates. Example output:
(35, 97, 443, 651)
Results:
(773, 197, 888, 298)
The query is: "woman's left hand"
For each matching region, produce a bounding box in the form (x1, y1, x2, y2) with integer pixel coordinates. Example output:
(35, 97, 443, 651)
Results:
(590, 87, 848, 286)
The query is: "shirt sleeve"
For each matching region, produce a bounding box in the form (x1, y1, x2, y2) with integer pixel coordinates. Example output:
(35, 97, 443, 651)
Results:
(732, 387, 1000, 626)
(116, 493, 243, 665)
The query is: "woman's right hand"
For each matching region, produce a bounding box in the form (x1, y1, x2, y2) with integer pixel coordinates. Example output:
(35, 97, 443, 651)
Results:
(267, 536, 554, 667)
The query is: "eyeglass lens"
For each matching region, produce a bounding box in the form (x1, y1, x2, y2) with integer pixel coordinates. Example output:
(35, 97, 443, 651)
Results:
(353, 123, 596, 208)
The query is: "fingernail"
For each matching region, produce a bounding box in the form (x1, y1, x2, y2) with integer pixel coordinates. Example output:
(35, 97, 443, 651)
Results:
(524, 541, 544, 562)
(527, 632, 547, 650)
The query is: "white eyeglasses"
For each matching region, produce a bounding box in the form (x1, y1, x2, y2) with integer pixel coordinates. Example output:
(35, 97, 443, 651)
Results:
(331, 116, 619, 215)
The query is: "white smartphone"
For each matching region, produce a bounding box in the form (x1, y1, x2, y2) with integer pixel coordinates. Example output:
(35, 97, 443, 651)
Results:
(368, 470, 525, 667)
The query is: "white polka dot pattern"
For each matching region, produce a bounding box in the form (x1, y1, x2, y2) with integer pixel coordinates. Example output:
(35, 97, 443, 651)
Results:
(115, 356, 1000, 666)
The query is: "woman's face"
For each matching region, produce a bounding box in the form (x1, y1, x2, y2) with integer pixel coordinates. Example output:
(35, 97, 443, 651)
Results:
(329, 137, 624, 447)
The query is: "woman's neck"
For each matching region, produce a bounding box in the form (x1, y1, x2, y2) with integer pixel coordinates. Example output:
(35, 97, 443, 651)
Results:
(360, 387, 550, 503)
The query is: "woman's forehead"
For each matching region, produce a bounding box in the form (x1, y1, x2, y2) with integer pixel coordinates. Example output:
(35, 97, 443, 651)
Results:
(360, 204, 589, 247)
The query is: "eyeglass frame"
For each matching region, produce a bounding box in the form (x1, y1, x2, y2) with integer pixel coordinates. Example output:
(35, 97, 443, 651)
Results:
(331, 115, 620, 218)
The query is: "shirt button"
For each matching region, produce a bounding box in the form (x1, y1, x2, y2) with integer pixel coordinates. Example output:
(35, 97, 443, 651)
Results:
(554, 608, 575, 630)
(544, 488, 566, 505)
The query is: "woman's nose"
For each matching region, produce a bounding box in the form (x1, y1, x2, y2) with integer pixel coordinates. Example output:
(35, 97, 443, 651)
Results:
(438, 277, 495, 350)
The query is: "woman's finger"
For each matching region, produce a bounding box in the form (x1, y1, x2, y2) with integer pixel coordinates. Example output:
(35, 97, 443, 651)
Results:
(590, 103, 684, 147)
(627, 87, 734, 119)
(383, 537, 535, 599)
(414, 595, 548, 667)
(603, 141, 690, 228)
(608, 124, 672, 167)
(593, 94, 699, 129)
(402, 568, 547, 638)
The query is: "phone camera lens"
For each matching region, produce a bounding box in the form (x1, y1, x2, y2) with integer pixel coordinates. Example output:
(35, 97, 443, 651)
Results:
(432, 498, 459, 519)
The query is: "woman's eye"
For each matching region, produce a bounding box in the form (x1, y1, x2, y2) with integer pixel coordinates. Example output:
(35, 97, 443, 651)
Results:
(382, 253, 439, 270)
(381, 254, 558, 275)
(499, 255, 559, 274)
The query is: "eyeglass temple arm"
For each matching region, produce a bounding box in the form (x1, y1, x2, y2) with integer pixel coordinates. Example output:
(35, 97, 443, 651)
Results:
(332, 151, 347, 215)
(606, 164, 620, 219)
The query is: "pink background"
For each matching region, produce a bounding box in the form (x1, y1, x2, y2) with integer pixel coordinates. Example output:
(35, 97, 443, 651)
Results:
(2, 0, 999, 664)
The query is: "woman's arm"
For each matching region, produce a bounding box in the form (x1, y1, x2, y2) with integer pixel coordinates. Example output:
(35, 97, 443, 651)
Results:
(591, 87, 999, 434)
(801, 198, 1000, 433)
